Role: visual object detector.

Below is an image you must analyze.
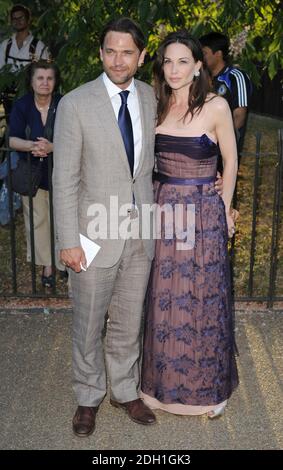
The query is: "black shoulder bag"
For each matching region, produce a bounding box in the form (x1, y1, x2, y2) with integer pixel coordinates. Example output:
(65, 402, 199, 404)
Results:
(10, 101, 56, 197)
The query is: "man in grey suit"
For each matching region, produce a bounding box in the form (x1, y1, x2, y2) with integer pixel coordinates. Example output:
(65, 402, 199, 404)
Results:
(53, 17, 156, 437)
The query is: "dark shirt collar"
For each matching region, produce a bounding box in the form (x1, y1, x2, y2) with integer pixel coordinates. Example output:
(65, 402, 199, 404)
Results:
(213, 65, 230, 80)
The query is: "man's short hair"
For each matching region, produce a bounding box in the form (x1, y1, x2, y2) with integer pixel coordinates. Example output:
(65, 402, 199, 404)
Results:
(10, 4, 31, 22)
(199, 32, 230, 62)
(100, 17, 145, 53)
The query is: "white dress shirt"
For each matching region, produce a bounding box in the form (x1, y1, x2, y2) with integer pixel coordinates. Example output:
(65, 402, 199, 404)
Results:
(0, 32, 49, 71)
(102, 72, 142, 176)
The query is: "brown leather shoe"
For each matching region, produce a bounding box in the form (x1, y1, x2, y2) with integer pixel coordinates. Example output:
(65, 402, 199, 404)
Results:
(110, 398, 156, 425)
(72, 405, 98, 437)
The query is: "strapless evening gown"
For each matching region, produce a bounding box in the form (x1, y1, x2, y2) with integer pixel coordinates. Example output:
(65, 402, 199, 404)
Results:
(141, 132, 239, 415)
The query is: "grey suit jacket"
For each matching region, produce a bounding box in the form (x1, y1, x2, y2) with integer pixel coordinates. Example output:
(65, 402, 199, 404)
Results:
(53, 74, 156, 267)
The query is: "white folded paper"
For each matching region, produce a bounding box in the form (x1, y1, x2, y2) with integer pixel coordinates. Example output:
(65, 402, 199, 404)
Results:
(79, 233, 101, 271)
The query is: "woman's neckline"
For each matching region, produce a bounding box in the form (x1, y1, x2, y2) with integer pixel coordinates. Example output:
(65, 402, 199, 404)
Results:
(34, 97, 51, 113)
(156, 128, 217, 145)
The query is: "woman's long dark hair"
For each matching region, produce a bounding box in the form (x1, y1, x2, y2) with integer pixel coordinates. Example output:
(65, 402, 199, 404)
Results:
(153, 30, 212, 125)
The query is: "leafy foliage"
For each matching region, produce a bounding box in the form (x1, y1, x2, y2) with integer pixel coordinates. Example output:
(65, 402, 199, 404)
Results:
(0, 0, 282, 94)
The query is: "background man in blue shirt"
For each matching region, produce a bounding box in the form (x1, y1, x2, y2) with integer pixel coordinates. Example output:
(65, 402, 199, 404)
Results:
(199, 32, 252, 168)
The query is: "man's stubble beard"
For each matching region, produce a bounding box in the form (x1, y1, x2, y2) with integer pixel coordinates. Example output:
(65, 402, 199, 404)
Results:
(105, 69, 137, 87)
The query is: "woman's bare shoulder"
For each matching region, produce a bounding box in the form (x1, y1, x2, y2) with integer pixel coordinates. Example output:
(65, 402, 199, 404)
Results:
(206, 93, 230, 112)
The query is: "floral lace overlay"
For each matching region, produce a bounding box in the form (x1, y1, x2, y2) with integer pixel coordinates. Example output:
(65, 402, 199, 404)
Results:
(141, 134, 238, 406)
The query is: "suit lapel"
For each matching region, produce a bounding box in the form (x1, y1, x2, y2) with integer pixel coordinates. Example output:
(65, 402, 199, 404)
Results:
(135, 80, 151, 177)
(89, 75, 132, 175)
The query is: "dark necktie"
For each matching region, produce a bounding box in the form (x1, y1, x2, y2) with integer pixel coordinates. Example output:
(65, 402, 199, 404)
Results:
(118, 90, 134, 176)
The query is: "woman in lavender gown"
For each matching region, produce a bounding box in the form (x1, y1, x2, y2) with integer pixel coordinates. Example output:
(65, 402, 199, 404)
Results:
(140, 31, 239, 418)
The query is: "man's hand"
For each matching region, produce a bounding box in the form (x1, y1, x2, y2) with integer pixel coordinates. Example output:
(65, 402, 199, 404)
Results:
(215, 171, 223, 195)
(60, 247, 86, 273)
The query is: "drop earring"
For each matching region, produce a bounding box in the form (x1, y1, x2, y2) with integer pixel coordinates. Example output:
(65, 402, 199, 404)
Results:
(194, 70, 200, 77)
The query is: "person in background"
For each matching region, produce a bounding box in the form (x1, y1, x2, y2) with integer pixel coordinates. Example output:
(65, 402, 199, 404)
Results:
(199, 32, 252, 169)
(141, 30, 239, 419)
(0, 4, 50, 119)
(9, 60, 62, 288)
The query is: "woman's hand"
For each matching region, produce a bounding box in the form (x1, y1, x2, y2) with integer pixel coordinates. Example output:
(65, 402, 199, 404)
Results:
(215, 171, 223, 195)
(230, 208, 239, 223)
(226, 209, 238, 238)
(31, 137, 53, 157)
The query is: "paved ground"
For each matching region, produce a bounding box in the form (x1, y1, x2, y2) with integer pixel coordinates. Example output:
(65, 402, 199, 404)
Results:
(0, 308, 282, 450)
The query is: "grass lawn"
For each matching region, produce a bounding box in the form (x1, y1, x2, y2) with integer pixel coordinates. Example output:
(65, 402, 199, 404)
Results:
(0, 112, 283, 300)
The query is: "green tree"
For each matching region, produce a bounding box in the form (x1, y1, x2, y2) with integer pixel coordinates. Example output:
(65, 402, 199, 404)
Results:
(0, 0, 282, 95)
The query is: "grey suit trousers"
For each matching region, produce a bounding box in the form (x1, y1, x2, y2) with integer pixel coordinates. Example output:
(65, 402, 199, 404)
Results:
(70, 238, 151, 407)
